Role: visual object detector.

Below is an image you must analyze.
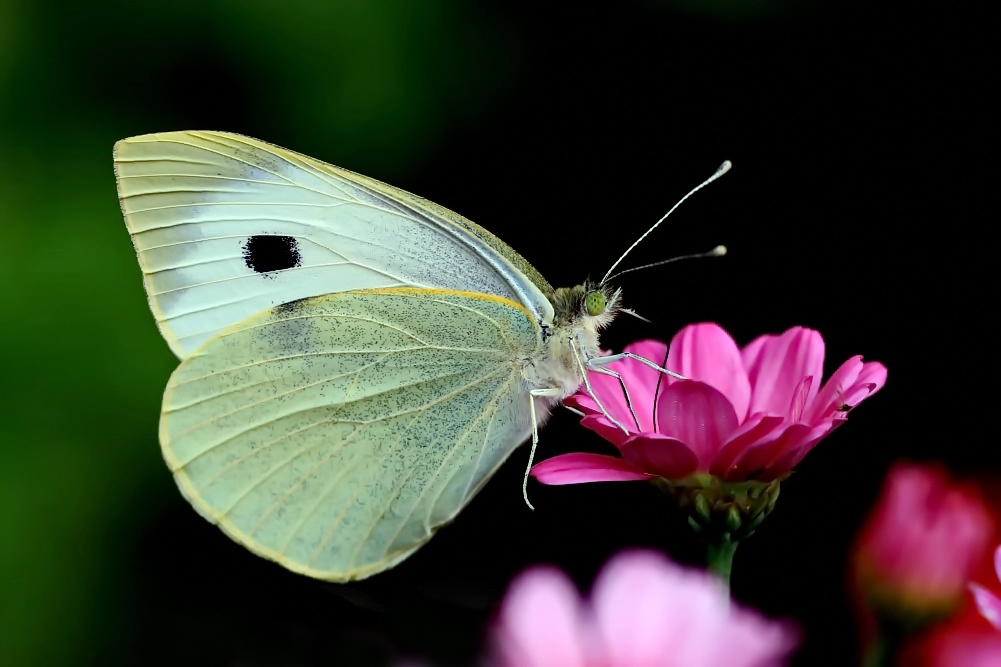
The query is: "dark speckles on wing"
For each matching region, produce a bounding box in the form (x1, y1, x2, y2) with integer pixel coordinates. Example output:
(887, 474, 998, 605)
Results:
(274, 297, 311, 317)
(160, 289, 544, 580)
(242, 235, 303, 275)
(261, 296, 320, 369)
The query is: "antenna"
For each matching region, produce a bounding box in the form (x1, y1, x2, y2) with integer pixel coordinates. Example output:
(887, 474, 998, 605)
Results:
(600, 160, 732, 285)
(603, 245, 727, 284)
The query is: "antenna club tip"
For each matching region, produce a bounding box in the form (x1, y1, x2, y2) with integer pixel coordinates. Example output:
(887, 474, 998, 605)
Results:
(717, 160, 733, 175)
(712, 245, 727, 257)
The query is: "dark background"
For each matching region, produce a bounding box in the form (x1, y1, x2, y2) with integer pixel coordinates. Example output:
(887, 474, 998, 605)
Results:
(1, 1, 997, 665)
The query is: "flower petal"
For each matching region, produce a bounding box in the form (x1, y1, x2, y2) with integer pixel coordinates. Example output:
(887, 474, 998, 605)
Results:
(564, 392, 602, 417)
(743, 327, 825, 419)
(619, 434, 700, 479)
(971, 583, 1001, 631)
(667, 323, 751, 421)
(494, 566, 589, 667)
(566, 340, 675, 432)
(778, 422, 839, 472)
(804, 355, 863, 422)
(726, 422, 831, 481)
(921, 627, 1001, 667)
(531, 453, 652, 485)
(841, 360, 888, 407)
(709, 414, 787, 477)
(581, 368, 637, 428)
(591, 551, 705, 662)
(767, 447, 805, 478)
(789, 375, 814, 422)
(616, 339, 671, 431)
(578, 414, 632, 449)
(591, 551, 798, 666)
(655, 380, 739, 467)
(855, 464, 993, 612)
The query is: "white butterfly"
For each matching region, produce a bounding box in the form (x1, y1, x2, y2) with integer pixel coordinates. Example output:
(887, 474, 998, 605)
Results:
(115, 131, 727, 581)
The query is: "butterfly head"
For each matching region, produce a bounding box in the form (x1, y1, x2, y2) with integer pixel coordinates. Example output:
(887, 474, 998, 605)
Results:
(551, 281, 622, 332)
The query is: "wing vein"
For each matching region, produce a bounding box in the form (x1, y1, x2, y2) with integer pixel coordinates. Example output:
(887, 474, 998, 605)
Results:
(305, 410, 424, 569)
(367, 374, 515, 565)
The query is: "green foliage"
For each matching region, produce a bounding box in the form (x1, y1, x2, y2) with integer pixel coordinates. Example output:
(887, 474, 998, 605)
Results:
(0, 2, 515, 664)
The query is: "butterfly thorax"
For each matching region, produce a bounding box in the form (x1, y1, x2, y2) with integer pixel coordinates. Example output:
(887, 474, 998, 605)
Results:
(521, 282, 622, 401)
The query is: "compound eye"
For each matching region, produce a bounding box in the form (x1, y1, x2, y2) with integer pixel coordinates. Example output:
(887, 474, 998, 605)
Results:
(585, 290, 606, 317)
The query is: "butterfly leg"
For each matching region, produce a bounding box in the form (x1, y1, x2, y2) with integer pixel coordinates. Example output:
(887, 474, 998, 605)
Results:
(588, 352, 687, 380)
(522, 387, 564, 511)
(589, 365, 642, 431)
(571, 339, 630, 435)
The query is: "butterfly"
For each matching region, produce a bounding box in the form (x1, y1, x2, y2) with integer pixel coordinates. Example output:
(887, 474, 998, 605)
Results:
(115, 131, 728, 581)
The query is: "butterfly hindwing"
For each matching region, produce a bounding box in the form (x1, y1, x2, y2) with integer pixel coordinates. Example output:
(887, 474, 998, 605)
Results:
(115, 131, 552, 358)
(160, 288, 541, 581)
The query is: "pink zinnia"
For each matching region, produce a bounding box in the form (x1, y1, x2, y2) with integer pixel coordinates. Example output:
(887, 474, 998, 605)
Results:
(532, 323, 886, 484)
(853, 464, 994, 616)
(913, 626, 1001, 667)
(491, 550, 796, 667)
(894, 542, 1001, 666)
(970, 546, 1001, 630)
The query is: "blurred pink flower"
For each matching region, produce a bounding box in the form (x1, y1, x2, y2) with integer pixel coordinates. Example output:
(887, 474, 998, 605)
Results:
(853, 464, 994, 618)
(897, 553, 1001, 666)
(904, 623, 1001, 667)
(491, 551, 796, 667)
(970, 546, 1001, 630)
(532, 323, 886, 484)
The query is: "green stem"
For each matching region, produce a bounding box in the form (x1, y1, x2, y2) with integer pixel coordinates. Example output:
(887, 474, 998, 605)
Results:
(706, 539, 738, 588)
(861, 619, 908, 667)
(861, 638, 888, 667)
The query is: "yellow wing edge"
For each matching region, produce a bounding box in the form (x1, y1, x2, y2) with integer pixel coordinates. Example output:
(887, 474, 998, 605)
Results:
(169, 466, 434, 582)
(364, 287, 536, 320)
(113, 137, 189, 359)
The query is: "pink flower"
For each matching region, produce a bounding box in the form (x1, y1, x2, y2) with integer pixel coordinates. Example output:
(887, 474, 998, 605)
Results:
(853, 464, 994, 617)
(896, 547, 1001, 666)
(491, 550, 796, 667)
(532, 323, 886, 484)
(900, 603, 1001, 667)
(913, 626, 1001, 667)
(970, 546, 1001, 630)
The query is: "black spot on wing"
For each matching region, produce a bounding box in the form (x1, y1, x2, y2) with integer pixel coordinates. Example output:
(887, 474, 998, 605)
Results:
(242, 235, 302, 274)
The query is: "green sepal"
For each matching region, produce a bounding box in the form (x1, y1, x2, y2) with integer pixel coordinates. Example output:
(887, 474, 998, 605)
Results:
(652, 472, 785, 543)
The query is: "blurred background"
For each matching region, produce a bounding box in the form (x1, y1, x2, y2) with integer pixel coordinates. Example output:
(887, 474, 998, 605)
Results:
(1, 0, 997, 665)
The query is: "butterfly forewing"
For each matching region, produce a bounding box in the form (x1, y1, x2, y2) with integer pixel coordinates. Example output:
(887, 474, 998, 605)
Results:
(160, 288, 540, 581)
(115, 131, 552, 358)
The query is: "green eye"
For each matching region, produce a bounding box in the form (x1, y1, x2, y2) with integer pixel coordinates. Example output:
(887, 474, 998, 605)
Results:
(585, 290, 606, 317)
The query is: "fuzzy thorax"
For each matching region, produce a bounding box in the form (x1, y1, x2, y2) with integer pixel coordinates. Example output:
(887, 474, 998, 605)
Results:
(522, 282, 622, 400)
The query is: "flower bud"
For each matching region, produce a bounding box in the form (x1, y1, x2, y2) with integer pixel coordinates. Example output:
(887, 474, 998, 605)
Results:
(853, 463, 993, 624)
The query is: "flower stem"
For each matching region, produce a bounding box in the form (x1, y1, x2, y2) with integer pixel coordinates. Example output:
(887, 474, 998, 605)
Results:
(862, 631, 907, 667)
(706, 538, 738, 587)
(861, 638, 888, 667)
(861, 618, 909, 667)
